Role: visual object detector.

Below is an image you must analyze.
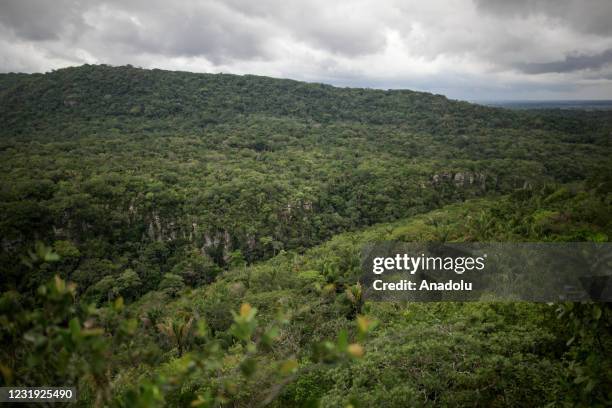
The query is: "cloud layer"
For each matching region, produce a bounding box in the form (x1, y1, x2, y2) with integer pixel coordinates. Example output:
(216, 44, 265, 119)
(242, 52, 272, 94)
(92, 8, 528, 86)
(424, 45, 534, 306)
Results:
(1, 0, 612, 100)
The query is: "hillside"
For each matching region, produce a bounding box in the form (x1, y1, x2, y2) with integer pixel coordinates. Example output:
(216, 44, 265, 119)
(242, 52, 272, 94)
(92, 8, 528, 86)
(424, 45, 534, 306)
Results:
(0, 65, 611, 406)
(4, 184, 611, 406)
(2, 65, 611, 136)
(147, 185, 610, 406)
(0, 65, 516, 131)
(1, 66, 611, 294)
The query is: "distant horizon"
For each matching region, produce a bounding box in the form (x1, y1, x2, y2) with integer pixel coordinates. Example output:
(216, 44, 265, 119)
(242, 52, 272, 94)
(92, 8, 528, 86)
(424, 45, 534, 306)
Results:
(474, 99, 612, 111)
(474, 99, 612, 104)
(474, 98, 612, 102)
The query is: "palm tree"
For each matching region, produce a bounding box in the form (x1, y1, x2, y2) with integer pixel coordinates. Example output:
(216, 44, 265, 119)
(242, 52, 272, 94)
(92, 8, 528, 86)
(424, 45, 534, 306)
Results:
(345, 282, 363, 318)
(156, 313, 195, 357)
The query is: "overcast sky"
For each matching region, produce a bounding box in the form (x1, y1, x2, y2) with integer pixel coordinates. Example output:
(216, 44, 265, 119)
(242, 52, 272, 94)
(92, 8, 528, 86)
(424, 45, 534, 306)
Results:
(1, 0, 612, 100)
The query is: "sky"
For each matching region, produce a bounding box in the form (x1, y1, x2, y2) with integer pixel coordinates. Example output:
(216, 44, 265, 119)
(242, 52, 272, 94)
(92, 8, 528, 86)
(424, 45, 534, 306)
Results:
(1, 0, 612, 101)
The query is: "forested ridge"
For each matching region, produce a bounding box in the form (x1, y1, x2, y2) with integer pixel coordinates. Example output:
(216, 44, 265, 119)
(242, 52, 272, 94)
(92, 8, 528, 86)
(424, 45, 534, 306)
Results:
(2, 64, 611, 135)
(0, 65, 610, 406)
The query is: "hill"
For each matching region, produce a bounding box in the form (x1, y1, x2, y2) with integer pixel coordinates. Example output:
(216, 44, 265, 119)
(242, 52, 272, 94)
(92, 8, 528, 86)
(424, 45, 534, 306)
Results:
(1, 65, 611, 292)
(4, 184, 611, 406)
(2, 64, 611, 136)
(0, 65, 610, 406)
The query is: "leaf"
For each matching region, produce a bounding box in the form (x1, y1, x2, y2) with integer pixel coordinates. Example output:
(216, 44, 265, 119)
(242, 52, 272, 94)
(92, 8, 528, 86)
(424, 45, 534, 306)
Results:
(23, 332, 46, 347)
(240, 303, 252, 317)
(191, 398, 205, 407)
(114, 297, 124, 311)
(261, 326, 279, 346)
(44, 251, 60, 262)
(238, 303, 257, 321)
(345, 288, 355, 303)
(585, 379, 597, 393)
(196, 320, 209, 338)
(323, 283, 336, 295)
(592, 305, 602, 321)
(122, 318, 138, 335)
(357, 315, 376, 335)
(54, 275, 65, 292)
(347, 343, 364, 358)
(69, 318, 81, 340)
(0, 363, 13, 384)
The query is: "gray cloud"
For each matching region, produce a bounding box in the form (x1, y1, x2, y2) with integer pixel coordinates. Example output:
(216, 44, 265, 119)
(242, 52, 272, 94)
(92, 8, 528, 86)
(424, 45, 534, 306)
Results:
(474, 0, 612, 36)
(0, 0, 278, 63)
(0, 0, 386, 62)
(93, 1, 276, 63)
(518, 49, 612, 74)
(0, 0, 88, 41)
(222, 1, 389, 56)
(0, 0, 611, 100)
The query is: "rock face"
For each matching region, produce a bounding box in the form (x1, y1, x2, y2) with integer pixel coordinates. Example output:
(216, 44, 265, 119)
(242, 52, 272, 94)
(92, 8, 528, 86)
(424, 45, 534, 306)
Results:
(281, 199, 314, 219)
(201, 230, 233, 263)
(431, 171, 491, 190)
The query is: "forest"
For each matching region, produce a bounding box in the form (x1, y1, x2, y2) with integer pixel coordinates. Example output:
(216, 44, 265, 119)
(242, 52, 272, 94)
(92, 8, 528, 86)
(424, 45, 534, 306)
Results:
(0, 64, 611, 407)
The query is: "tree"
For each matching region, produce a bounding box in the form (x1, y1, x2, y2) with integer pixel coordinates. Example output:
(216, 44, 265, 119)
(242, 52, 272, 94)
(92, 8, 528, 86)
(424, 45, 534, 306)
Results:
(156, 312, 194, 357)
(87, 275, 115, 304)
(158, 273, 185, 297)
(171, 250, 220, 287)
(228, 249, 247, 269)
(115, 268, 142, 300)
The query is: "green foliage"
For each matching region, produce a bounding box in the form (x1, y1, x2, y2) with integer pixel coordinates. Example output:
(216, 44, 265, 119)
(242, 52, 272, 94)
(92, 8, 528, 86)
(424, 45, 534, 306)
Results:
(158, 273, 185, 297)
(156, 312, 195, 357)
(556, 302, 612, 405)
(2, 65, 611, 300)
(0, 246, 111, 402)
(171, 250, 220, 286)
(1, 65, 611, 406)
